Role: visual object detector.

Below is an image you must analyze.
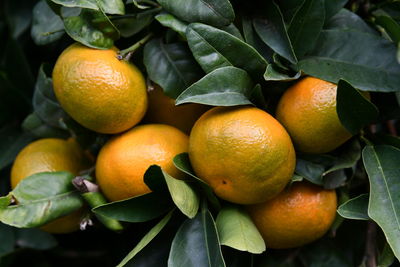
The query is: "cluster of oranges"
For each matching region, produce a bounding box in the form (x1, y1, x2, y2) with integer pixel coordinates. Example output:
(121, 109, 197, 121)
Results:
(10, 43, 348, 249)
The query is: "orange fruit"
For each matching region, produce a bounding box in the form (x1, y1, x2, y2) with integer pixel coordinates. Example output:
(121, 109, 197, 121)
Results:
(247, 181, 337, 249)
(95, 124, 189, 201)
(52, 43, 148, 134)
(10, 138, 91, 234)
(188, 106, 296, 205)
(275, 77, 352, 154)
(143, 85, 209, 134)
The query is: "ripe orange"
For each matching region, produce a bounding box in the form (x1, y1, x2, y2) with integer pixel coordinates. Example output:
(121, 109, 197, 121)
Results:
(52, 43, 148, 134)
(10, 138, 91, 234)
(275, 77, 352, 154)
(143, 85, 209, 134)
(188, 106, 296, 205)
(95, 124, 189, 202)
(247, 182, 337, 249)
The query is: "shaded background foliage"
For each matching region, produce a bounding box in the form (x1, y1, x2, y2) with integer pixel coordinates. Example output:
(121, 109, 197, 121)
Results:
(1, 0, 400, 266)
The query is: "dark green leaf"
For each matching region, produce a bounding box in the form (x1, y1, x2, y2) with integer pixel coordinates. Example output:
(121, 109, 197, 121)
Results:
(168, 205, 225, 267)
(337, 194, 369, 220)
(0, 172, 84, 228)
(63, 9, 119, 49)
(288, 0, 325, 58)
(173, 153, 221, 211)
(175, 66, 254, 106)
(31, 0, 65, 45)
(143, 165, 168, 192)
(4, 0, 35, 38)
(155, 13, 187, 39)
(51, 0, 125, 15)
(378, 242, 395, 267)
(264, 64, 301, 81)
(0, 126, 33, 171)
(116, 210, 174, 267)
(375, 15, 400, 43)
(113, 8, 158, 38)
(326, 9, 377, 35)
(278, 0, 305, 23)
(336, 80, 378, 134)
(363, 145, 400, 261)
(22, 113, 69, 139)
(295, 158, 324, 185)
(324, 0, 348, 22)
(216, 205, 265, 254)
(242, 16, 273, 62)
(253, 1, 297, 64)
(186, 23, 267, 79)
(219, 24, 243, 41)
(93, 192, 172, 223)
(143, 39, 204, 99)
(156, 0, 234, 27)
(0, 223, 15, 257)
(324, 139, 361, 174)
(16, 228, 57, 250)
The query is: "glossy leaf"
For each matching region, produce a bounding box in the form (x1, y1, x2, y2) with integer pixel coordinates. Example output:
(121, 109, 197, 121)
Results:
(363, 145, 400, 261)
(113, 9, 157, 38)
(298, 29, 400, 92)
(295, 158, 324, 185)
(143, 39, 203, 99)
(0, 172, 84, 228)
(168, 206, 225, 267)
(156, 13, 187, 39)
(375, 15, 400, 43)
(337, 194, 369, 220)
(324, 139, 361, 174)
(93, 192, 172, 223)
(326, 9, 377, 35)
(0, 126, 33, 171)
(51, 0, 125, 15)
(173, 153, 221, 211)
(22, 113, 69, 139)
(324, 0, 348, 22)
(264, 64, 301, 81)
(216, 205, 265, 254)
(336, 80, 379, 134)
(242, 16, 273, 62)
(63, 9, 119, 49)
(288, 0, 325, 58)
(116, 210, 174, 267)
(31, 0, 65, 45)
(176, 66, 254, 106)
(156, 0, 234, 27)
(163, 170, 199, 219)
(186, 23, 267, 78)
(253, 1, 297, 64)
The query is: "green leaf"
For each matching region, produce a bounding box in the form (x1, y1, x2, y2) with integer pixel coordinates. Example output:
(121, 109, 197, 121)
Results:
(4, 0, 35, 39)
(168, 205, 225, 267)
(22, 113, 69, 139)
(326, 9, 378, 35)
(51, 0, 125, 15)
(156, 13, 187, 39)
(278, 0, 305, 23)
(186, 23, 267, 79)
(253, 1, 297, 64)
(337, 194, 369, 220)
(156, 0, 234, 27)
(242, 16, 273, 62)
(216, 205, 265, 254)
(324, 0, 348, 22)
(378, 242, 395, 267)
(363, 145, 400, 261)
(33, 64, 68, 128)
(375, 15, 400, 43)
(264, 64, 301, 81)
(0, 223, 15, 257)
(295, 158, 324, 185)
(116, 210, 174, 267)
(176, 66, 254, 106)
(113, 9, 156, 38)
(298, 29, 400, 92)
(16, 228, 57, 250)
(63, 9, 119, 49)
(0, 172, 84, 228)
(143, 39, 204, 99)
(288, 0, 325, 58)
(92, 192, 172, 223)
(173, 153, 221, 211)
(336, 80, 378, 134)
(163, 170, 199, 219)
(0, 126, 33, 171)
(31, 0, 65, 45)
